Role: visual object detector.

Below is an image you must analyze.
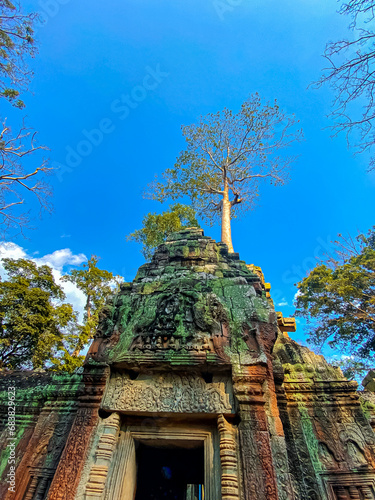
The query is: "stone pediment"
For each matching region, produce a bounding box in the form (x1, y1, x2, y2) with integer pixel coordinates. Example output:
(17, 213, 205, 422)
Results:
(88, 228, 277, 367)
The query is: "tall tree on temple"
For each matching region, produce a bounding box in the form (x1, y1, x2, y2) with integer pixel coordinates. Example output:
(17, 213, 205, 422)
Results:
(147, 94, 302, 252)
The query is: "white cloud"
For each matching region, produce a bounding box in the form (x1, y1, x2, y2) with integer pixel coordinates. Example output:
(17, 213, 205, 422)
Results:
(277, 298, 288, 307)
(0, 242, 87, 321)
(35, 248, 86, 271)
(0, 241, 27, 262)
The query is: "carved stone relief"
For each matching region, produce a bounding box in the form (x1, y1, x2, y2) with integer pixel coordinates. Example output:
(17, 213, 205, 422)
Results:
(130, 331, 215, 354)
(101, 372, 234, 414)
(124, 289, 230, 357)
(318, 442, 339, 470)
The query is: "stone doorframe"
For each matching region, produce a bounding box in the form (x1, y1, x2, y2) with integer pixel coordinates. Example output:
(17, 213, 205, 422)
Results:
(81, 414, 224, 500)
(123, 425, 221, 500)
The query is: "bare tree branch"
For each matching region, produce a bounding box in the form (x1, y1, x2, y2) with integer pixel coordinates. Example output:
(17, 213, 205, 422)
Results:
(0, 3, 53, 237)
(0, 119, 52, 237)
(314, 0, 375, 170)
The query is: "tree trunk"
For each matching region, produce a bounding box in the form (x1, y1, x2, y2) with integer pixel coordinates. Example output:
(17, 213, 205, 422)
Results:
(72, 296, 92, 358)
(86, 296, 91, 321)
(221, 180, 234, 253)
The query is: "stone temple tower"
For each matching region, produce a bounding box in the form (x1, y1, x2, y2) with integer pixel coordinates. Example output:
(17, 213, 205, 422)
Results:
(1, 228, 375, 499)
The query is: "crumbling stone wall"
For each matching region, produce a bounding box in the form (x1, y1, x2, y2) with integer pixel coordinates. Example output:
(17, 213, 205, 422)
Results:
(0, 371, 83, 499)
(274, 334, 375, 499)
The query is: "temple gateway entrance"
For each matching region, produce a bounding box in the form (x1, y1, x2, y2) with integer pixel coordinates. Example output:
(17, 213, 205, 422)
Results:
(92, 421, 222, 500)
(134, 441, 204, 500)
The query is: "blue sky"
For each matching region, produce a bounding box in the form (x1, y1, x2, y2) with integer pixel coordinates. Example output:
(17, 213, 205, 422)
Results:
(2, 0, 374, 349)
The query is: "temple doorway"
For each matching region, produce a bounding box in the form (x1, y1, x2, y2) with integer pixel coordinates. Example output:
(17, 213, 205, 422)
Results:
(134, 441, 205, 500)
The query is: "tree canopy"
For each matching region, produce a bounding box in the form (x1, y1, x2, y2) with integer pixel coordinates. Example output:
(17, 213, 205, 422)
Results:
(295, 227, 375, 359)
(0, 256, 123, 371)
(147, 94, 302, 252)
(127, 203, 199, 259)
(316, 0, 375, 171)
(0, 258, 80, 370)
(62, 256, 122, 351)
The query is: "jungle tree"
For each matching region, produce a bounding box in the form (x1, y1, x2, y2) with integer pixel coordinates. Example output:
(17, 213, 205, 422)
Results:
(295, 227, 375, 359)
(62, 256, 122, 353)
(147, 94, 302, 252)
(0, 258, 80, 370)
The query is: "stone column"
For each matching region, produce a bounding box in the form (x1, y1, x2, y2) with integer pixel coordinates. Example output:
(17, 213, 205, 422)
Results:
(218, 414, 239, 500)
(233, 366, 279, 500)
(335, 486, 350, 499)
(47, 364, 109, 500)
(22, 477, 39, 500)
(83, 412, 121, 499)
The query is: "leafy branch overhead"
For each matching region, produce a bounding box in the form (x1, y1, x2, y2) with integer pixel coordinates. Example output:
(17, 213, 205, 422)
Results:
(331, 356, 374, 382)
(0, 0, 37, 108)
(316, 0, 375, 170)
(127, 203, 199, 259)
(147, 94, 302, 252)
(295, 227, 375, 359)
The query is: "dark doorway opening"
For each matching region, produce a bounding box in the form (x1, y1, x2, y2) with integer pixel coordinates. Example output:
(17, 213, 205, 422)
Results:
(134, 441, 204, 500)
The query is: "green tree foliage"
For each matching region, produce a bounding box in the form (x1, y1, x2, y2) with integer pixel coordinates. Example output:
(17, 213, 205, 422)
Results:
(127, 203, 199, 259)
(0, 1, 51, 236)
(62, 256, 122, 350)
(0, 258, 80, 370)
(0, 0, 37, 108)
(295, 227, 375, 359)
(147, 94, 302, 252)
(316, 0, 375, 170)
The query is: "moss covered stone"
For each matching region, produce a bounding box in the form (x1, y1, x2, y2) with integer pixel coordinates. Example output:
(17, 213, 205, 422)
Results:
(90, 228, 276, 367)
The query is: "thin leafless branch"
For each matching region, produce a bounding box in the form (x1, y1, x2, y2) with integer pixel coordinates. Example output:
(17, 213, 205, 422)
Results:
(0, 119, 52, 237)
(314, 0, 375, 170)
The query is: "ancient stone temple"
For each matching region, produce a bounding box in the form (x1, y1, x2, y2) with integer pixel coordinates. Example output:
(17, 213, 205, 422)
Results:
(1, 227, 375, 499)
